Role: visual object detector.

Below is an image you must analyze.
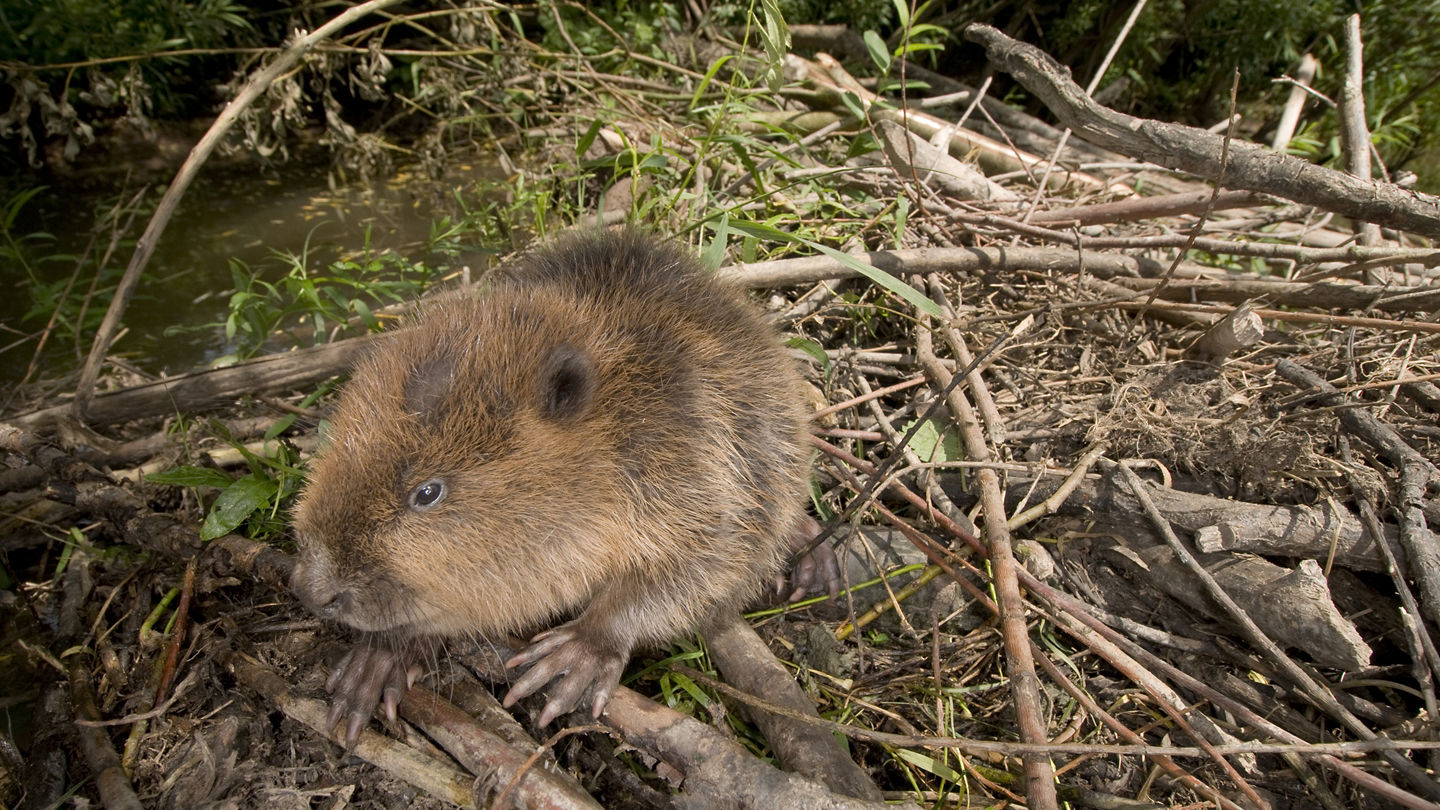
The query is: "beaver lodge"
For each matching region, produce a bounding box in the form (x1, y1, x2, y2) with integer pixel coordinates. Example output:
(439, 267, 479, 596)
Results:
(2, 5, 1439, 810)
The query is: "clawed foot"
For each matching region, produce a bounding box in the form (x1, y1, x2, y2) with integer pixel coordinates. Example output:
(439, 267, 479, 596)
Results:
(778, 515, 842, 602)
(503, 624, 628, 726)
(324, 638, 427, 746)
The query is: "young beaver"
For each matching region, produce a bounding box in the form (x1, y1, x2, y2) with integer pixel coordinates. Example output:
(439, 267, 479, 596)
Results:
(290, 229, 819, 740)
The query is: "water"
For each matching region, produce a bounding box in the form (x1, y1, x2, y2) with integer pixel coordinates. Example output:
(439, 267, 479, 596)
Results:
(2, 156, 510, 385)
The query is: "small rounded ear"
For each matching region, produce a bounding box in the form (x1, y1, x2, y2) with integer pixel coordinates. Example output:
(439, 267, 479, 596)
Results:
(541, 344, 595, 420)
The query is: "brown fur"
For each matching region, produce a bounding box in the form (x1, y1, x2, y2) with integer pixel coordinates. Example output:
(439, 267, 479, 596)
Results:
(290, 229, 811, 729)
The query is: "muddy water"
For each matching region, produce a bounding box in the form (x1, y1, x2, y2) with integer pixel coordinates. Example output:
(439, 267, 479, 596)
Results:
(3, 157, 511, 384)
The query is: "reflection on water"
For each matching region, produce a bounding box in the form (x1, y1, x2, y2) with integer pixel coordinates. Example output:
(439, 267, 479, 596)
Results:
(3, 156, 511, 383)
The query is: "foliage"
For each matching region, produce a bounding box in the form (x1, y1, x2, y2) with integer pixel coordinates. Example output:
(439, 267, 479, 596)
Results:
(0, 0, 251, 65)
(198, 226, 441, 364)
(146, 419, 310, 542)
(723, 0, 893, 34)
(0, 0, 255, 167)
(537, 0, 685, 61)
(4, 186, 146, 348)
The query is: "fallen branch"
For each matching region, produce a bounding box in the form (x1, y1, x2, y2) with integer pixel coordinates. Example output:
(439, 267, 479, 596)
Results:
(231, 654, 476, 807)
(962, 23, 1440, 240)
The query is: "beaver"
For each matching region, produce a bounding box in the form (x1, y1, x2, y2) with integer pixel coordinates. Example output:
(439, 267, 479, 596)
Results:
(290, 228, 833, 742)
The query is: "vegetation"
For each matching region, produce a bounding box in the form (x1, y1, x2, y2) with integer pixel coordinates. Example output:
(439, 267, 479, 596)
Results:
(3, 1, 1439, 184)
(2, 2, 1438, 808)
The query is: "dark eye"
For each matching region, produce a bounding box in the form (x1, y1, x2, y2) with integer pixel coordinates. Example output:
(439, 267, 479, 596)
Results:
(408, 479, 446, 511)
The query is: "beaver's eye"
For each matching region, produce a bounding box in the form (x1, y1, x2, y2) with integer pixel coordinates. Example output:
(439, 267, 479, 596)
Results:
(409, 479, 446, 511)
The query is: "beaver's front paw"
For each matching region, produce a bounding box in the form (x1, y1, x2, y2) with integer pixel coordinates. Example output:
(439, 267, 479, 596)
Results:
(503, 624, 629, 726)
(325, 637, 427, 746)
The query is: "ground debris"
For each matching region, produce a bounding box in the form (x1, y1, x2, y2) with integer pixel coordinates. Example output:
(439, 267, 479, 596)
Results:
(2, 12, 1439, 810)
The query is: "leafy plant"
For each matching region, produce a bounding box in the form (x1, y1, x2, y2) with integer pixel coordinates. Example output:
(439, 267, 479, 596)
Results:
(5, 186, 140, 348)
(195, 225, 442, 363)
(146, 419, 311, 542)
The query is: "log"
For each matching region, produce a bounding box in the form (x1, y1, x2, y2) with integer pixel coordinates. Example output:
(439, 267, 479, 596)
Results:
(10, 335, 380, 433)
(1114, 547, 1371, 671)
(963, 24, 1440, 240)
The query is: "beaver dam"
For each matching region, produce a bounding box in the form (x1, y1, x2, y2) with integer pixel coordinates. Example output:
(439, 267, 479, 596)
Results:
(2, 9, 1440, 810)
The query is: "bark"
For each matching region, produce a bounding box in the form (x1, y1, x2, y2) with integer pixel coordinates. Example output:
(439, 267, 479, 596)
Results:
(963, 23, 1440, 240)
(599, 687, 916, 810)
(11, 334, 380, 433)
(231, 655, 478, 808)
(1112, 547, 1372, 670)
(703, 611, 884, 802)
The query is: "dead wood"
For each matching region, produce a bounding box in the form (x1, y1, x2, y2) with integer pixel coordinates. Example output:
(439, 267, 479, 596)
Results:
(1339, 15, 1383, 248)
(596, 686, 915, 810)
(1027, 188, 1270, 226)
(1108, 276, 1440, 314)
(794, 51, 1118, 194)
(10, 334, 380, 433)
(963, 23, 1440, 240)
(70, 661, 144, 810)
(398, 684, 605, 810)
(0, 414, 291, 495)
(1275, 359, 1440, 480)
(719, 245, 1211, 287)
(874, 120, 1017, 202)
(1112, 547, 1371, 670)
(1191, 304, 1263, 358)
(914, 311, 1060, 810)
(1276, 359, 1440, 631)
(1074, 472, 1399, 573)
(231, 654, 478, 808)
(1108, 460, 1440, 803)
(702, 611, 884, 802)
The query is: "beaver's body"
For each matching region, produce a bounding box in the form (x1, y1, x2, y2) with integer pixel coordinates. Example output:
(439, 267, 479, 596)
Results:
(291, 229, 813, 736)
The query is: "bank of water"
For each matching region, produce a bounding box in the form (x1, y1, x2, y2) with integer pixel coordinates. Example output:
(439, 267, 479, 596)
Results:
(3, 156, 511, 386)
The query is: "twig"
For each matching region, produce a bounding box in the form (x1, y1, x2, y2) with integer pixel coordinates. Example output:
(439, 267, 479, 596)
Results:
(913, 314, 1057, 810)
(154, 556, 197, 706)
(1272, 54, 1318, 152)
(70, 660, 145, 810)
(1021, 0, 1149, 222)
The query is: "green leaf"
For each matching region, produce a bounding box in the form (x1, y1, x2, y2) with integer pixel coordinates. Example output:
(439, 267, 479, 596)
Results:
(808, 243, 943, 318)
(201, 472, 278, 541)
(892, 748, 962, 782)
(702, 213, 730, 271)
(264, 413, 297, 441)
(146, 465, 235, 489)
(786, 336, 830, 373)
(576, 118, 602, 157)
(864, 30, 891, 74)
(839, 90, 867, 120)
(758, 0, 790, 92)
(890, 0, 911, 30)
(352, 297, 378, 331)
(902, 417, 960, 463)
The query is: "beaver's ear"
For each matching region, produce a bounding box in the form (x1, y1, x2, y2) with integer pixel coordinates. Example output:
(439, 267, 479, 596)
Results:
(541, 343, 595, 420)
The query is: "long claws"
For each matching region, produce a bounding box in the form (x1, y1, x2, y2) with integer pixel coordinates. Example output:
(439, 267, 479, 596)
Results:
(503, 624, 628, 725)
(323, 641, 422, 747)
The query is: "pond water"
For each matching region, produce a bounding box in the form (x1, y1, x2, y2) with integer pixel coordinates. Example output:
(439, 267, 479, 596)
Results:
(2, 155, 512, 385)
